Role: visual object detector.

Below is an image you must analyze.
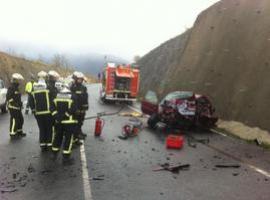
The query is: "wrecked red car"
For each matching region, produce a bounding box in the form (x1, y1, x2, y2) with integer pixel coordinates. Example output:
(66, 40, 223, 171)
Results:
(141, 91, 218, 130)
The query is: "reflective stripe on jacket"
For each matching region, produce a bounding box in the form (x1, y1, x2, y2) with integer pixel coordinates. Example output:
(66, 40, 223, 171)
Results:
(30, 89, 52, 115)
(52, 94, 78, 124)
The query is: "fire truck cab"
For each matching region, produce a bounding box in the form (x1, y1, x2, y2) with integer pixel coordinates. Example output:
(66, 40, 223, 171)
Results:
(100, 63, 140, 103)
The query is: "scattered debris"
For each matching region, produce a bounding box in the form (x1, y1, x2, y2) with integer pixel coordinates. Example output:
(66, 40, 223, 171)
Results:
(20, 182, 27, 187)
(90, 177, 104, 181)
(27, 163, 35, 173)
(153, 163, 190, 174)
(31, 155, 39, 159)
(118, 135, 128, 140)
(120, 117, 143, 139)
(40, 169, 53, 175)
(232, 173, 239, 176)
(195, 138, 210, 144)
(215, 164, 241, 168)
(213, 155, 222, 159)
(151, 148, 156, 152)
(1, 188, 17, 193)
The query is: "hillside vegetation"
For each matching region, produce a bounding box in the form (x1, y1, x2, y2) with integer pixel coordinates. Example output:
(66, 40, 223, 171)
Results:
(0, 51, 95, 85)
(138, 0, 270, 131)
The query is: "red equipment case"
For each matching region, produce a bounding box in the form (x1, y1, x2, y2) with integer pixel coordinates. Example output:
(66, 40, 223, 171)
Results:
(166, 135, 184, 149)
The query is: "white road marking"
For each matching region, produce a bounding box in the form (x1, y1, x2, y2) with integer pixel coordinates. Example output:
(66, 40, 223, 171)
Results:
(248, 164, 270, 178)
(128, 105, 270, 178)
(80, 140, 93, 200)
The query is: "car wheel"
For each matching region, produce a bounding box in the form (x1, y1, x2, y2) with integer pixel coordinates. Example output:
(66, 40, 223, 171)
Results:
(147, 114, 159, 129)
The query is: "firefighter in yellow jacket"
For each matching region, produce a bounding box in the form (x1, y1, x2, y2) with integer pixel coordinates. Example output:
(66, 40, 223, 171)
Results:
(51, 84, 78, 165)
(24, 74, 35, 114)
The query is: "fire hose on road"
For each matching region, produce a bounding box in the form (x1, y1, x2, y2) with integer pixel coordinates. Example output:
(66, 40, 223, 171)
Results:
(84, 106, 126, 136)
(84, 105, 126, 120)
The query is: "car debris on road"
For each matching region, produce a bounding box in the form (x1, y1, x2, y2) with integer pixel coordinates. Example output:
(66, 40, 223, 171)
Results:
(215, 164, 241, 168)
(118, 117, 143, 140)
(153, 163, 190, 174)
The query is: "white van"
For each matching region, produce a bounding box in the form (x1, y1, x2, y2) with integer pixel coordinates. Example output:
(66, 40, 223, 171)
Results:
(0, 79, 7, 113)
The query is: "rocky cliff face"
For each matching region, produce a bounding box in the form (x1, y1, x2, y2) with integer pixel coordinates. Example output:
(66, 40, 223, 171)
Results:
(138, 0, 270, 131)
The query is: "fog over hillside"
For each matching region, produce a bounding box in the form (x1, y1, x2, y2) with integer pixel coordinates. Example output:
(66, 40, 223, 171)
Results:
(0, 40, 128, 76)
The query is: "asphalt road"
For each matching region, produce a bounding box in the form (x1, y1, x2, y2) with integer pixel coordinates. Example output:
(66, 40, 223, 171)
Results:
(0, 83, 269, 200)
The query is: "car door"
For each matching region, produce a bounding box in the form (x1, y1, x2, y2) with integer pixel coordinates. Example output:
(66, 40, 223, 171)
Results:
(0, 80, 7, 105)
(141, 91, 159, 115)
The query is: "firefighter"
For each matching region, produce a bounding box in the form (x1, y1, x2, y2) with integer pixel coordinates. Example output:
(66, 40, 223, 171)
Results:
(71, 71, 89, 141)
(25, 74, 35, 114)
(51, 84, 78, 165)
(29, 71, 54, 152)
(6, 73, 26, 139)
(47, 70, 60, 142)
(47, 70, 60, 99)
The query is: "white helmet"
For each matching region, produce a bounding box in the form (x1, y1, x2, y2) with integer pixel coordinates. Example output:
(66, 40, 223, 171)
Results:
(72, 71, 80, 78)
(12, 73, 24, 80)
(37, 71, 47, 78)
(73, 71, 84, 79)
(48, 70, 60, 78)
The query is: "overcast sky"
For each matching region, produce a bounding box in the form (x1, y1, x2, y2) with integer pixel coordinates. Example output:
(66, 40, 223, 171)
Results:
(0, 0, 219, 60)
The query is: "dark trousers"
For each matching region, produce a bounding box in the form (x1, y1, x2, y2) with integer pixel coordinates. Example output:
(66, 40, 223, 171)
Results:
(25, 94, 31, 111)
(9, 109, 24, 136)
(35, 114, 53, 147)
(75, 112, 85, 138)
(52, 123, 75, 155)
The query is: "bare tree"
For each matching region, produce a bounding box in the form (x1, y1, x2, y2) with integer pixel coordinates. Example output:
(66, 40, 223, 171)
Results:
(52, 54, 72, 75)
(133, 55, 141, 63)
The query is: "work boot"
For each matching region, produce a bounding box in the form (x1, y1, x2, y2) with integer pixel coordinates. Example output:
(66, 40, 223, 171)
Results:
(81, 132, 87, 138)
(18, 132, 27, 137)
(10, 134, 19, 140)
(62, 155, 74, 166)
(41, 146, 48, 152)
(73, 139, 83, 146)
(78, 133, 86, 140)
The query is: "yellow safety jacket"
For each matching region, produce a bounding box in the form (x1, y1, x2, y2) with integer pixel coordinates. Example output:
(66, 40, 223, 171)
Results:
(25, 81, 33, 93)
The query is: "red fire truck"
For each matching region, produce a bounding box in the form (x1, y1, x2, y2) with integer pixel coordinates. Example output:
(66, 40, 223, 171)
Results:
(100, 63, 140, 103)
